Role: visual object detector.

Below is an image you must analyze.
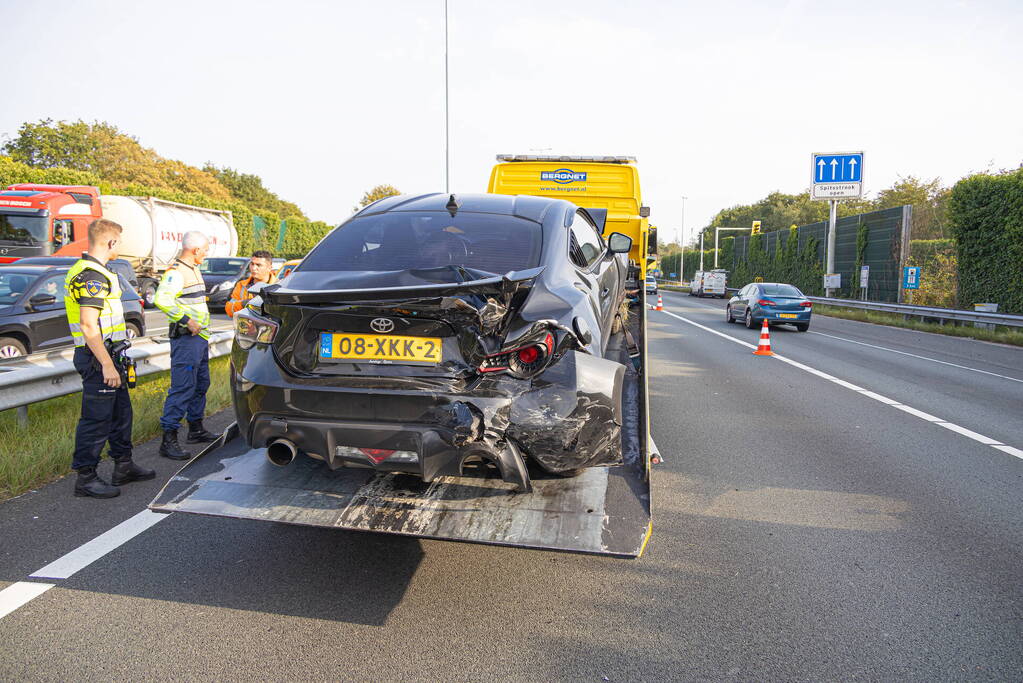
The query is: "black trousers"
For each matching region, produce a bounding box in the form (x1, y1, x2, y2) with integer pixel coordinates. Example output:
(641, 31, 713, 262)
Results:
(71, 346, 133, 471)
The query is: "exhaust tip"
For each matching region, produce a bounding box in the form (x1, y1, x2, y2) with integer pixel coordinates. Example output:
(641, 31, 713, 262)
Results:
(266, 439, 297, 467)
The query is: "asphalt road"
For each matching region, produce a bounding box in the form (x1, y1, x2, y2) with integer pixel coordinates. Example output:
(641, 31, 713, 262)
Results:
(1, 292, 1021, 681)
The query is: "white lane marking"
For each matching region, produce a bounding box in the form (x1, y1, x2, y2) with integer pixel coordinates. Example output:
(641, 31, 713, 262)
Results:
(892, 404, 943, 422)
(809, 330, 1023, 384)
(30, 510, 167, 580)
(936, 422, 1002, 445)
(658, 309, 1022, 462)
(992, 445, 1023, 460)
(0, 582, 54, 620)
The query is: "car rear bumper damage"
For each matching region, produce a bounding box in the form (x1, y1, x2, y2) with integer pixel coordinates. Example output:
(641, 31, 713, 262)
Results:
(231, 345, 625, 492)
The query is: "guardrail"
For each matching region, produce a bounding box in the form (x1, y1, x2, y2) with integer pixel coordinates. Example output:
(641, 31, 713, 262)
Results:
(806, 297, 1023, 329)
(0, 330, 235, 423)
(660, 286, 1021, 329)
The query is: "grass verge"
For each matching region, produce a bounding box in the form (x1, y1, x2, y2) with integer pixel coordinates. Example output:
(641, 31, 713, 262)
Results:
(810, 305, 1023, 347)
(0, 355, 233, 501)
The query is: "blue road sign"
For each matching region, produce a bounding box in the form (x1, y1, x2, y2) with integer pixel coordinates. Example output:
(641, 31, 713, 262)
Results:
(902, 266, 921, 289)
(670, 273, 677, 278)
(813, 153, 863, 183)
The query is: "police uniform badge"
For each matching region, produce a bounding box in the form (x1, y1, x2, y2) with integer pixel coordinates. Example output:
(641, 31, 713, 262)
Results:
(86, 281, 103, 297)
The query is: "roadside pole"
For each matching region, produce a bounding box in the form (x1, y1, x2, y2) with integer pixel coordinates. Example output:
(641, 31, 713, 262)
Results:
(699, 232, 704, 272)
(826, 199, 837, 297)
(444, 0, 450, 193)
(679, 244, 685, 286)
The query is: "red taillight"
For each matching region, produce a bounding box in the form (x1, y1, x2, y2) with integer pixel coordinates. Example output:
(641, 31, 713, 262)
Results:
(359, 448, 395, 464)
(517, 346, 539, 364)
(479, 332, 556, 378)
(800, 301, 813, 308)
(757, 299, 776, 306)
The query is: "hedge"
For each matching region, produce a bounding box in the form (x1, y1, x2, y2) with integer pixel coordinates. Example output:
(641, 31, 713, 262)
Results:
(947, 168, 1023, 314)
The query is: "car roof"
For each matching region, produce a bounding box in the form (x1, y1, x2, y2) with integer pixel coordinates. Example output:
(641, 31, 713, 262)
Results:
(355, 192, 564, 224)
(0, 266, 61, 275)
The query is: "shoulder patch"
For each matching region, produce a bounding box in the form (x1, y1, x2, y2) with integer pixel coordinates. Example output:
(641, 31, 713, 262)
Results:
(70, 270, 111, 303)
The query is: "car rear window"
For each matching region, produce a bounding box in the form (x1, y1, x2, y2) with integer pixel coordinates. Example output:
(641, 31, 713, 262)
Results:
(300, 211, 543, 277)
(760, 284, 803, 297)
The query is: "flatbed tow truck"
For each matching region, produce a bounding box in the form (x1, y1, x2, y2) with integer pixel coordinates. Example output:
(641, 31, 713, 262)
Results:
(150, 156, 656, 558)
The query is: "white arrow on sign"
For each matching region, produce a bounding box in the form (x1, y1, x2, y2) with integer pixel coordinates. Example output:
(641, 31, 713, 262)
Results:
(848, 157, 857, 179)
(830, 158, 838, 180)
(817, 158, 826, 180)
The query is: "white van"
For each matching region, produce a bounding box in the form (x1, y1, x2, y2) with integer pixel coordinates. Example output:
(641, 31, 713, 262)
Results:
(690, 270, 727, 298)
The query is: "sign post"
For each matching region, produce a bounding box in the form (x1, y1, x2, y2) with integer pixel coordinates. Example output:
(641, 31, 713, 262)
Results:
(860, 265, 870, 301)
(811, 152, 864, 297)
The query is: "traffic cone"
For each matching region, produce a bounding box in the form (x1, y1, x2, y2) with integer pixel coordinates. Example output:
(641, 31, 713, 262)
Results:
(655, 294, 663, 311)
(753, 318, 773, 356)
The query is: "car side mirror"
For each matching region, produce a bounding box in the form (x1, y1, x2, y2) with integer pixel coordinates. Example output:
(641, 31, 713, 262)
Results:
(608, 232, 632, 254)
(28, 293, 58, 310)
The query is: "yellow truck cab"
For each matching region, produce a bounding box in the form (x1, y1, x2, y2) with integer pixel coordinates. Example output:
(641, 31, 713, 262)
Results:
(487, 155, 655, 278)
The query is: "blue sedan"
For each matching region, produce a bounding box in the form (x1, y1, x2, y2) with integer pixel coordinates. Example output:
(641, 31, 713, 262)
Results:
(726, 282, 812, 331)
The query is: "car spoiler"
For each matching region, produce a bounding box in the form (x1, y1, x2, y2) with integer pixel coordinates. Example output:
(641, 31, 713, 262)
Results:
(262, 266, 546, 305)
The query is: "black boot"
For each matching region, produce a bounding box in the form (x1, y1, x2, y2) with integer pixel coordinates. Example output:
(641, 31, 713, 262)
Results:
(159, 429, 192, 461)
(111, 457, 156, 486)
(186, 419, 219, 444)
(74, 467, 120, 498)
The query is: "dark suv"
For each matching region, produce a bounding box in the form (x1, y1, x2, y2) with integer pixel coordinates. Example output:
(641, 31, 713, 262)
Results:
(0, 265, 145, 358)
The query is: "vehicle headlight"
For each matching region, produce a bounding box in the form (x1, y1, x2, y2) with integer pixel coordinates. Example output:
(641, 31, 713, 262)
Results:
(235, 309, 278, 350)
(213, 280, 233, 293)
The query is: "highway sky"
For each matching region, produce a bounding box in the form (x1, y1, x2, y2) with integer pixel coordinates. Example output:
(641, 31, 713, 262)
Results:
(2, 0, 1021, 242)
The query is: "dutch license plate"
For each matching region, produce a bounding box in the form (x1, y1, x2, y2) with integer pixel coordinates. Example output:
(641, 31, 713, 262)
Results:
(319, 333, 442, 363)
(779, 313, 798, 319)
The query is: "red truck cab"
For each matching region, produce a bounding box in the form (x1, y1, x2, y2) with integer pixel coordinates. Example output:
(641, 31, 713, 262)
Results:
(0, 184, 101, 263)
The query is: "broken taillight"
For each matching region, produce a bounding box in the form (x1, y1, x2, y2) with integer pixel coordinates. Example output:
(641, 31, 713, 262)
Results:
(479, 332, 555, 379)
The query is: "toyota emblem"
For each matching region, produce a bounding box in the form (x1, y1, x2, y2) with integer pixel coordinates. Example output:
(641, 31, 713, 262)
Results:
(370, 318, 395, 333)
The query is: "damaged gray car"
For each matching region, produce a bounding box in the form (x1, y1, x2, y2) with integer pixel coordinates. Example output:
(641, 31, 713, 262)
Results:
(230, 192, 633, 492)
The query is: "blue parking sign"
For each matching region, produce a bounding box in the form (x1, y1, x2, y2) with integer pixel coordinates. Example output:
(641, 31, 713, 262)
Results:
(902, 266, 921, 289)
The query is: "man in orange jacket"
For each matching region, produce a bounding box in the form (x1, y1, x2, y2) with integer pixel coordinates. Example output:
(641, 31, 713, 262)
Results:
(225, 250, 277, 317)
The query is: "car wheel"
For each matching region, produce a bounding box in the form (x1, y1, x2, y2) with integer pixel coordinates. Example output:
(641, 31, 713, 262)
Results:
(744, 309, 756, 329)
(795, 322, 809, 332)
(725, 305, 735, 323)
(126, 321, 143, 339)
(0, 336, 28, 358)
(143, 281, 157, 309)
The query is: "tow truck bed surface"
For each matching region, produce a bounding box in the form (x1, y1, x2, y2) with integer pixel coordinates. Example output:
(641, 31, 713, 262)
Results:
(150, 315, 651, 557)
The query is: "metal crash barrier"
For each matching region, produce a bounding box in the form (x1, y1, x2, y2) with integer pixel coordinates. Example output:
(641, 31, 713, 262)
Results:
(0, 331, 235, 422)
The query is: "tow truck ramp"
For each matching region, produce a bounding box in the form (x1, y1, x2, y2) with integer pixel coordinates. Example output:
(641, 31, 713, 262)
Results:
(150, 303, 652, 558)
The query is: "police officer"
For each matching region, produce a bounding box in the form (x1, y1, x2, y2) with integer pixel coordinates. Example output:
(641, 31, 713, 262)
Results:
(155, 230, 219, 460)
(66, 219, 154, 498)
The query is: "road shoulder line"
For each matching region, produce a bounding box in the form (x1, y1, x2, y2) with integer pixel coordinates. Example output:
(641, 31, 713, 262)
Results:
(30, 509, 166, 580)
(0, 581, 55, 620)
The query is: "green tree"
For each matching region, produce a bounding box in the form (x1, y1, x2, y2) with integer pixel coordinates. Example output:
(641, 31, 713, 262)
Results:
(873, 176, 950, 239)
(357, 184, 401, 210)
(205, 165, 306, 219)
